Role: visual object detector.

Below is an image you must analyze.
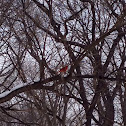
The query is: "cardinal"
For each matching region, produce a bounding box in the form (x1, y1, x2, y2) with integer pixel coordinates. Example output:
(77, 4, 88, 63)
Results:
(58, 66, 68, 73)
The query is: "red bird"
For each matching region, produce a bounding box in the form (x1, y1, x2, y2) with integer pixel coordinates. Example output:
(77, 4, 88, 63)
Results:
(59, 66, 68, 73)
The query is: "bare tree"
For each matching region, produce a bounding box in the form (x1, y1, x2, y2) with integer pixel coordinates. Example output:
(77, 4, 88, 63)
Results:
(0, 0, 126, 125)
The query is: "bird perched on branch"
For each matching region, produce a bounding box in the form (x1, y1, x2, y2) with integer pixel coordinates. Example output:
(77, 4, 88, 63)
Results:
(57, 65, 69, 82)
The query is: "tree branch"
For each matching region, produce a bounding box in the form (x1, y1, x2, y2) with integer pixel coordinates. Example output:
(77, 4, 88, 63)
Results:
(0, 73, 125, 104)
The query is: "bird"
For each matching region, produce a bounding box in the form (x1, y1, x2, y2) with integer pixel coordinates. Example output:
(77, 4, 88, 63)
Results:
(58, 65, 68, 73)
(58, 65, 69, 81)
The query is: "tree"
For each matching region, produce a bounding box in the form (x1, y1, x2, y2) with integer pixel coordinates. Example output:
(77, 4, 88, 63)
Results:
(0, 0, 126, 125)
